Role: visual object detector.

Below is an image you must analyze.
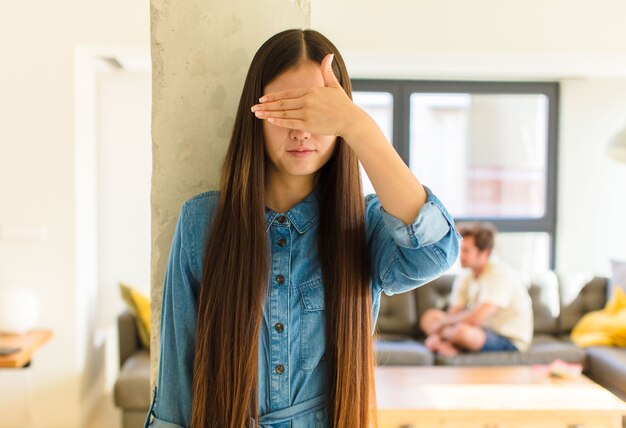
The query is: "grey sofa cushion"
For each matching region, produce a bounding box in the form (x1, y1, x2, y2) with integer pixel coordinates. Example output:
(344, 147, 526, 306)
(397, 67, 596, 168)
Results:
(377, 291, 418, 336)
(376, 339, 434, 366)
(586, 346, 626, 400)
(114, 350, 151, 410)
(435, 334, 587, 366)
(558, 274, 607, 334)
(119, 311, 142, 367)
(415, 275, 455, 334)
(529, 271, 560, 334)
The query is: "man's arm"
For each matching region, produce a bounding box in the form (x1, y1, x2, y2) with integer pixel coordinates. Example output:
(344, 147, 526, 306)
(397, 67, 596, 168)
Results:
(447, 305, 465, 316)
(436, 302, 500, 331)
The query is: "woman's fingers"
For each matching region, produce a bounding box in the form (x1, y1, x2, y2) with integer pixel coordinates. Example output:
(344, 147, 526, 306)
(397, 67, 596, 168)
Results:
(251, 79, 353, 137)
(264, 117, 306, 130)
(254, 109, 304, 120)
(256, 113, 340, 137)
(251, 96, 303, 113)
(257, 88, 308, 104)
(261, 115, 337, 136)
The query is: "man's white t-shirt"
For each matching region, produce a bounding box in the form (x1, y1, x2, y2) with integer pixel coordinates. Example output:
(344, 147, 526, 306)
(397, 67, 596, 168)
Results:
(449, 261, 533, 352)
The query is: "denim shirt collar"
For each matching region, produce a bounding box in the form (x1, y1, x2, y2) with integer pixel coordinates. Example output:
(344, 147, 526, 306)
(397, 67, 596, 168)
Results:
(264, 185, 321, 234)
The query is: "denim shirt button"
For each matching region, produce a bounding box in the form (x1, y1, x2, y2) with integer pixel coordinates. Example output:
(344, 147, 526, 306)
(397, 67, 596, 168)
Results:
(278, 238, 287, 247)
(276, 275, 285, 285)
(275, 364, 285, 374)
(275, 322, 284, 333)
(277, 215, 287, 224)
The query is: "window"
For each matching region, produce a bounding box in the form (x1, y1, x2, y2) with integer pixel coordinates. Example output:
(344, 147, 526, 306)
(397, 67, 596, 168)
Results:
(352, 81, 558, 273)
(352, 91, 394, 196)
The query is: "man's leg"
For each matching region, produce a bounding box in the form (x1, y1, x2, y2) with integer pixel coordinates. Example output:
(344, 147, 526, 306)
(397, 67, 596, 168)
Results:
(424, 332, 462, 356)
(441, 322, 487, 352)
(424, 333, 442, 351)
(421, 309, 449, 353)
(433, 339, 460, 357)
(421, 310, 468, 356)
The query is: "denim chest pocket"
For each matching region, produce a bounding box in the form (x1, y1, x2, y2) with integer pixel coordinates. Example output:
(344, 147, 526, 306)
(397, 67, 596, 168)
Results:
(299, 278, 326, 371)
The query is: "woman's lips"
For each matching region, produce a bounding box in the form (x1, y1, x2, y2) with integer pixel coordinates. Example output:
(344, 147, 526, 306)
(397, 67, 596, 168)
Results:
(287, 150, 315, 158)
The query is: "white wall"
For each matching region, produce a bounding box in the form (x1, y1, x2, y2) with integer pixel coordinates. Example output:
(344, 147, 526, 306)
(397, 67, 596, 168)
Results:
(557, 79, 626, 273)
(312, 0, 626, 79)
(0, 1, 148, 426)
(96, 67, 151, 326)
(312, 0, 626, 276)
(96, 66, 151, 389)
(313, 0, 626, 53)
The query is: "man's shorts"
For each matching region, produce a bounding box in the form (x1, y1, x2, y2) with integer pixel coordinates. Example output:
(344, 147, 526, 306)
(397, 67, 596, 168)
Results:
(480, 329, 518, 352)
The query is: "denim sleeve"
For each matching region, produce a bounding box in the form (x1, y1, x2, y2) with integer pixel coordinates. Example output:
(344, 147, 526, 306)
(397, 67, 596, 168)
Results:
(366, 185, 460, 296)
(145, 204, 198, 428)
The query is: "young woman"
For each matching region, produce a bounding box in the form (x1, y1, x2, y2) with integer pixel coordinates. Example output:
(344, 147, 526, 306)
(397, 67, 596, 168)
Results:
(146, 29, 460, 428)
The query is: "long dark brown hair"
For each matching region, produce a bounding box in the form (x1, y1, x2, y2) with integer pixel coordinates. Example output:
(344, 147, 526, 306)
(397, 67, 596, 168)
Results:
(191, 29, 376, 428)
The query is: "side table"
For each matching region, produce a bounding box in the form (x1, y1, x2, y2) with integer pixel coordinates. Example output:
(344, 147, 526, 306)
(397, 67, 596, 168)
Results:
(0, 330, 53, 427)
(0, 330, 53, 368)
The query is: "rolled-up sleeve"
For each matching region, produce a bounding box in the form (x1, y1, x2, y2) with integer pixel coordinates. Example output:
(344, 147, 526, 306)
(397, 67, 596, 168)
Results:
(366, 185, 460, 296)
(145, 204, 198, 428)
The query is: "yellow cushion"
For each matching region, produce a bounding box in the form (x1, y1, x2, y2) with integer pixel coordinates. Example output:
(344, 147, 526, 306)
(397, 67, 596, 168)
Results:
(605, 284, 626, 314)
(120, 283, 151, 349)
(571, 287, 626, 348)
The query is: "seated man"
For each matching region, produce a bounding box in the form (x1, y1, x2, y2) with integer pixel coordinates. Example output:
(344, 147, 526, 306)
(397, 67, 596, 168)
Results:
(420, 222, 533, 357)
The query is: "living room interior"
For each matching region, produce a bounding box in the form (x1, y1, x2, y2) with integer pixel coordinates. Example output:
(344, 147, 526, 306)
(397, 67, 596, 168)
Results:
(1, 1, 626, 427)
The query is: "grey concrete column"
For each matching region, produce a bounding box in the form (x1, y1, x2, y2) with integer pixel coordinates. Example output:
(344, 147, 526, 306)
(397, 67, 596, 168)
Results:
(150, 0, 310, 384)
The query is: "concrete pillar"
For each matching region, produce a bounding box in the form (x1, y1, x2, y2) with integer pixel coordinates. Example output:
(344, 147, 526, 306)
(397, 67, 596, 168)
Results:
(150, 1, 311, 383)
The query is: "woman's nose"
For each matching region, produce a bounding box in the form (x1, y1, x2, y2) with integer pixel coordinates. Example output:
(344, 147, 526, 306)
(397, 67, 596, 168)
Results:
(289, 129, 311, 141)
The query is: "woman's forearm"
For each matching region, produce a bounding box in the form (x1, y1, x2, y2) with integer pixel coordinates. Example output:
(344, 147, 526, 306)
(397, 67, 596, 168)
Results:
(343, 109, 427, 225)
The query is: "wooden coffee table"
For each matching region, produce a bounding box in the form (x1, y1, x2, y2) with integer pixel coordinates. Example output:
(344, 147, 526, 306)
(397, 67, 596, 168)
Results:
(375, 366, 626, 428)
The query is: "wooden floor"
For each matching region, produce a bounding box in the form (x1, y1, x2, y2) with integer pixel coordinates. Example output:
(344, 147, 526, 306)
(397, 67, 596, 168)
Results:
(86, 392, 121, 428)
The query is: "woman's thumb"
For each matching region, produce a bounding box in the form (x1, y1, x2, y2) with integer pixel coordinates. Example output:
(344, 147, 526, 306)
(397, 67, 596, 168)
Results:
(322, 54, 340, 88)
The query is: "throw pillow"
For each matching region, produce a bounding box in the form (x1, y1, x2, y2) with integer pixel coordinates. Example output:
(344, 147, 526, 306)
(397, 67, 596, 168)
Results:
(570, 287, 626, 347)
(119, 283, 151, 349)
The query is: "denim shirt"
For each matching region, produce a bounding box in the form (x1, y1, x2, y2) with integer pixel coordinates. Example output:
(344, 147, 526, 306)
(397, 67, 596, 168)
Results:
(146, 186, 460, 428)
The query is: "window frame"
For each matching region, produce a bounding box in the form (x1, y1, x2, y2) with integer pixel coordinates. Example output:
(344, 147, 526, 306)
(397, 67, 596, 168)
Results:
(351, 79, 559, 269)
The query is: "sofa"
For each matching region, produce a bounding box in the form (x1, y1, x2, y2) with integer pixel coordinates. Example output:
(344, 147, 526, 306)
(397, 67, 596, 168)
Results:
(375, 272, 626, 400)
(114, 272, 626, 428)
(114, 311, 151, 428)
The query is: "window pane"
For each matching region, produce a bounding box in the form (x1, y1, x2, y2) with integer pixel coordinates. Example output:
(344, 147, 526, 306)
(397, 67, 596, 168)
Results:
(447, 232, 550, 278)
(353, 92, 393, 196)
(494, 232, 551, 276)
(409, 93, 548, 218)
